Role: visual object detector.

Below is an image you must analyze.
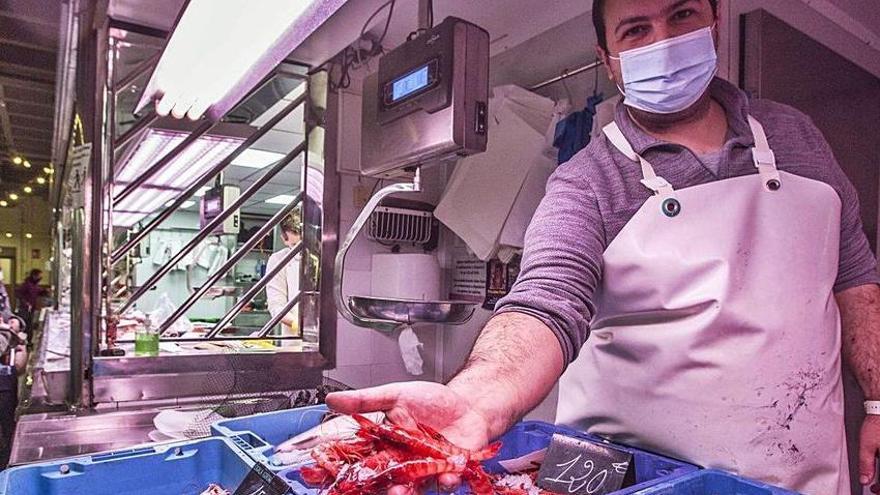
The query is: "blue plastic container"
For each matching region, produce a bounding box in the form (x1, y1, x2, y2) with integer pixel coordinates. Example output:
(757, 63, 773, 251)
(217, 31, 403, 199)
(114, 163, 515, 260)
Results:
(211, 405, 698, 494)
(0, 437, 259, 495)
(634, 469, 801, 494)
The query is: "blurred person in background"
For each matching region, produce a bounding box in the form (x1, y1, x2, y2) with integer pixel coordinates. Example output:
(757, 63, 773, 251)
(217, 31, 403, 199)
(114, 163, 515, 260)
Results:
(0, 266, 28, 468)
(15, 269, 48, 333)
(266, 210, 302, 337)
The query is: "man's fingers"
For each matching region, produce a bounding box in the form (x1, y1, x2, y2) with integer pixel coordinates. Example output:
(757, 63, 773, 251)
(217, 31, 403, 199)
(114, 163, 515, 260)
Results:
(386, 407, 419, 430)
(437, 473, 463, 490)
(859, 425, 879, 485)
(326, 384, 402, 414)
(387, 484, 415, 495)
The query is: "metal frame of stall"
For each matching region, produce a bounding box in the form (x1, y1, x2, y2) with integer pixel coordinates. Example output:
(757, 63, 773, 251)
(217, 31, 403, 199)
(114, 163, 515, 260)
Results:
(16, 0, 340, 443)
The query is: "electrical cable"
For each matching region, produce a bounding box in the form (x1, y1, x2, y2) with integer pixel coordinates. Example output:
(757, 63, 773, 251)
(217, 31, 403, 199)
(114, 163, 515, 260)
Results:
(361, 0, 396, 44)
(328, 0, 397, 90)
(377, 0, 396, 46)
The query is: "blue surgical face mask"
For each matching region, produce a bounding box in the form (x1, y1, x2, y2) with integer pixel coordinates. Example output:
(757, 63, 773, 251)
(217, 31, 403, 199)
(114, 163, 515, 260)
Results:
(610, 25, 718, 114)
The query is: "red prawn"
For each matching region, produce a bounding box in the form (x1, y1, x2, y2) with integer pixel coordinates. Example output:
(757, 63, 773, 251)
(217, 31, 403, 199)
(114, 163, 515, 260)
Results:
(299, 465, 333, 485)
(463, 460, 495, 495)
(300, 414, 503, 495)
(353, 414, 500, 461)
(332, 457, 467, 495)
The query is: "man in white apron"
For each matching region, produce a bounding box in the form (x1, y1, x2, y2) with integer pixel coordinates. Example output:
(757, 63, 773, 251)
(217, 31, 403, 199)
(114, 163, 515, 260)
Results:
(327, 1, 880, 493)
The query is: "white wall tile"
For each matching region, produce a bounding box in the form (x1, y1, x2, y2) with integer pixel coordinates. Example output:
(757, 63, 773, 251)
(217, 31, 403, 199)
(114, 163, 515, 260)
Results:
(334, 320, 374, 367)
(341, 268, 372, 297)
(370, 329, 403, 365)
(368, 358, 441, 387)
(324, 365, 372, 390)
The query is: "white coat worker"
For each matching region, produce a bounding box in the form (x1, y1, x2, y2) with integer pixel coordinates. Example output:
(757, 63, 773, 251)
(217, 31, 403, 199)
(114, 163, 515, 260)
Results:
(326, 0, 880, 493)
(266, 210, 302, 337)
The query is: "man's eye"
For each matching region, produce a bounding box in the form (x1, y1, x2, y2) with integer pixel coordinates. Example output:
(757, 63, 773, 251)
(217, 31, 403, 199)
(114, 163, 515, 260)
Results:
(624, 25, 648, 38)
(673, 9, 695, 20)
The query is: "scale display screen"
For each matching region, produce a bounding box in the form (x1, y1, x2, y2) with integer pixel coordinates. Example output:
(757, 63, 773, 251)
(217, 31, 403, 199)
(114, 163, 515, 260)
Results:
(390, 64, 433, 103)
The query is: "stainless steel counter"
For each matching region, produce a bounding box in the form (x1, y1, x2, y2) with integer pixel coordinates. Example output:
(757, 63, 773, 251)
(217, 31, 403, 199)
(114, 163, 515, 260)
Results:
(10, 408, 161, 465)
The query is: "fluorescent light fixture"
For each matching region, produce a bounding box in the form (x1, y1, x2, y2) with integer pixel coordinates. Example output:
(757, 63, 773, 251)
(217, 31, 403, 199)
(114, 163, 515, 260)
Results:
(8, 193, 18, 201)
(113, 128, 245, 226)
(114, 211, 151, 228)
(36, 177, 46, 185)
(164, 200, 196, 209)
(23, 186, 32, 194)
(25, 233, 32, 239)
(265, 194, 296, 205)
(116, 188, 179, 216)
(44, 167, 53, 174)
(144, 0, 318, 120)
(12, 156, 22, 165)
(22, 160, 31, 168)
(231, 148, 286, 169)
(136, 0, 345, 121)
(115, 189, 180, 227)
(0, 200, 7, 207)
(4, 233, 11, 238)
(115, 129, 244, 188)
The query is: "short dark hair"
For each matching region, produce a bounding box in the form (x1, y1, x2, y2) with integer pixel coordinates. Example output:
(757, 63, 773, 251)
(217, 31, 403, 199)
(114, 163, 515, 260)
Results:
(592, 0, 718, 52)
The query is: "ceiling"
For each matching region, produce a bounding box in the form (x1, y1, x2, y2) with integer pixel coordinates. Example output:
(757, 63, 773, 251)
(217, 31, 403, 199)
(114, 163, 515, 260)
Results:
(0, 0, 59, 199)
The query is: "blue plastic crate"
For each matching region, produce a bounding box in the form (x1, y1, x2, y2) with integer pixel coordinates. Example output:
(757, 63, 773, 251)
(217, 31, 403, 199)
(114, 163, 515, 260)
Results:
(0, 437, 264, 495)
(633, 469, 801, 494)
(211, 405, 698, 494)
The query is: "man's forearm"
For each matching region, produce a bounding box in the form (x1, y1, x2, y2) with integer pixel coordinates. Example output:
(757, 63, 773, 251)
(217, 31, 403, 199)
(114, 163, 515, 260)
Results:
(447, 312, 565, 439)
(837, 284, 880, 398)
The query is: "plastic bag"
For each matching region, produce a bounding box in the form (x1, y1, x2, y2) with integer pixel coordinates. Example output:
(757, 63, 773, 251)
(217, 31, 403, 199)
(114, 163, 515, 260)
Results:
(398, 325, 424, 376)
(149, 293, 194, 337)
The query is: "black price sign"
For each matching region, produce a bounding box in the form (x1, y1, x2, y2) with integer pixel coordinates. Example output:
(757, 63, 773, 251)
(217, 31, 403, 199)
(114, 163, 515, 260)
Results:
(233, 463, 291, 495)
(536, 434, 634, 495)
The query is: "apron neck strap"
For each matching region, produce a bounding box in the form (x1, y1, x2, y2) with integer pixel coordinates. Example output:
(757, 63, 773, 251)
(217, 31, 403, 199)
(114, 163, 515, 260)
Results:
(603, 122, 674, 196)
(747, 116, 782, 189)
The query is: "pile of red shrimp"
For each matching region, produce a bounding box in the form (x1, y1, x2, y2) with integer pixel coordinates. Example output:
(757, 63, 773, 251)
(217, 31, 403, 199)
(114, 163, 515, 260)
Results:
(299, 414, 521, 495)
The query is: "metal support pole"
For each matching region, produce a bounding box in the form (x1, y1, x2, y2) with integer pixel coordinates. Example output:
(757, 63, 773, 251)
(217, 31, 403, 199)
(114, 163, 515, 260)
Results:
(528, 60, 603, 91)
(418, 0, 431, 30)
(70, 3, 111, 410)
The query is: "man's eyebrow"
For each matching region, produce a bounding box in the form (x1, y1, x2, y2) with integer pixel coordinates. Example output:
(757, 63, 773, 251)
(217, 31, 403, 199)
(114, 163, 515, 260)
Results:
(613, 0, 702, 36)
(614, 15, 651, 36)
(665, 0, 701, 14)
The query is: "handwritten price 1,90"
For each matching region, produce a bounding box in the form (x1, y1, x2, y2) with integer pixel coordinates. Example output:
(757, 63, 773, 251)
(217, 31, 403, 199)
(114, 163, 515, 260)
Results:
(542, 455, 630, 494)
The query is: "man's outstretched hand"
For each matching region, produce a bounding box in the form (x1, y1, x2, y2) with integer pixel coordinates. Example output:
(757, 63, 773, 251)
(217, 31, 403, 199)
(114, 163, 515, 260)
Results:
(326, 381, 493, 494)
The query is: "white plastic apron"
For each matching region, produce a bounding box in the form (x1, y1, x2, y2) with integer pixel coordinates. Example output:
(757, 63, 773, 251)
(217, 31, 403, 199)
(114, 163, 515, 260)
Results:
(556, 116, 849, 494)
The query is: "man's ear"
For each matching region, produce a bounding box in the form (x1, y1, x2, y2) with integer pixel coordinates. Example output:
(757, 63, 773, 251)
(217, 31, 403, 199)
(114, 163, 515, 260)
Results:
(596, 44, 615, 82)
(713, 2, 722, 47)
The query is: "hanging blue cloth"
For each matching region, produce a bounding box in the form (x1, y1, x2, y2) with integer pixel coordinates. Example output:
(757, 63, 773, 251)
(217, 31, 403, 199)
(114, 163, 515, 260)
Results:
(553, 94, 604, 165)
